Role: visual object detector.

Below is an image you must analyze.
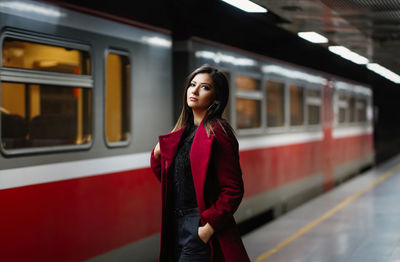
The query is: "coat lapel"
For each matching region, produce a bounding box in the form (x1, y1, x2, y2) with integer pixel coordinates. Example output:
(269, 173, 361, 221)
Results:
(159, 126, 185, 176)
(190, 120, 214, 212)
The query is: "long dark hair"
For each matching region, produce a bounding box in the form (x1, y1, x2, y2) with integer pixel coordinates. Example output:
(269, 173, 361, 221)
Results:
(172, 64, 233, 136)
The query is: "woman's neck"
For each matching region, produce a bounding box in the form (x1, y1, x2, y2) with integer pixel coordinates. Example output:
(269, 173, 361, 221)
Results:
(192, 109, 206, 126)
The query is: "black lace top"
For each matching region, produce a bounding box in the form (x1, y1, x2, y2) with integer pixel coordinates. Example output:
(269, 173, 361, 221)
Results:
(172, 124, 198, 210)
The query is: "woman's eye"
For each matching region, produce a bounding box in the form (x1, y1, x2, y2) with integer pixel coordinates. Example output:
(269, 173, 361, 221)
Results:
(201, 85, 210, 90)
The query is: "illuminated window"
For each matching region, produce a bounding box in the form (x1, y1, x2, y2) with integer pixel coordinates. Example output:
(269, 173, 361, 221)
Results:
(235, 75, 261, 129)
(236, 98, 261, 129)
(105, 52, 131, 144)
(306, 88, 321, 125)
(266, 80, 285, 127)
(3, 38, 90, 74)
(236, 75, 261, 91)
(1, 33, 92, 153)
(1, 83, 92, 149)
(290, 84, 304, 126)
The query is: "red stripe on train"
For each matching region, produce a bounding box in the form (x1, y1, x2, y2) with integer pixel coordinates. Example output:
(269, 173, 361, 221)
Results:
(0, 168, 161, 262)
(241, 132, 373, 197)
(240, 140, 324, 197)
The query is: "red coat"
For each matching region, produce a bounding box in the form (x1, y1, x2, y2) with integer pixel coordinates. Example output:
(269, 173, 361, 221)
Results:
(150, 119, 250, 262)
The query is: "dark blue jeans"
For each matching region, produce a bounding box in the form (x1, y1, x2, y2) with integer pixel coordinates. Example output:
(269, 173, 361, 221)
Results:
(172, 210, 211, 262)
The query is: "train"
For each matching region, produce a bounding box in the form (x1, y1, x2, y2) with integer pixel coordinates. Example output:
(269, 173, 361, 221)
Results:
(0, 0, 374, 261)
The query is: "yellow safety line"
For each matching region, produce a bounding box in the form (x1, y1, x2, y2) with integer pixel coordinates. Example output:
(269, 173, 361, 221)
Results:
(255, 163, 400, 262)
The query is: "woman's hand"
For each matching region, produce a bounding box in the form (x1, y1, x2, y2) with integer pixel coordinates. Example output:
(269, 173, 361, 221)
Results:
(198, 223, 214, 244)
(153, 142, 160, 159)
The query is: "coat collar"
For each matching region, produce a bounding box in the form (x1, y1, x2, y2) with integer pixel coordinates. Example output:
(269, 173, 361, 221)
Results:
(158, 125, 185, 160)
(158, 118, 214, 160)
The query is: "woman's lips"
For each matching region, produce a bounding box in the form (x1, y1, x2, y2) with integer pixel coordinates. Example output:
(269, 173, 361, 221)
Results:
(189, 97, 198, 102)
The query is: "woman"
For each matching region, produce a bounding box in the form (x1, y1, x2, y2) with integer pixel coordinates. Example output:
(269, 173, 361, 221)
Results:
(150, 65, 250, 262)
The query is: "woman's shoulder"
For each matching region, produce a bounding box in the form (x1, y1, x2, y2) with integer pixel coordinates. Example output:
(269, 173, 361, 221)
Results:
(210, 119, 238, 145)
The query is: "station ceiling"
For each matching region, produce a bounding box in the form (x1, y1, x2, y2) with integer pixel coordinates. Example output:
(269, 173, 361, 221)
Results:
(254, 0, 400, 76)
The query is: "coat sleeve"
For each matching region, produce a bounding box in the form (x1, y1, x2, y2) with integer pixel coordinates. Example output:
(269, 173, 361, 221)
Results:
(200, 130, 244, 232)
(150, 147, 161, 182)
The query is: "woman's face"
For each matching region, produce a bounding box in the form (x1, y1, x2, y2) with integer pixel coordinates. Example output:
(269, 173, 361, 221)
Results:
(187, 73, 216, 112)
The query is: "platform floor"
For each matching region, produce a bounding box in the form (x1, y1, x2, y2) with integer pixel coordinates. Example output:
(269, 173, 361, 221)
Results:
(243, 155, 400, 262)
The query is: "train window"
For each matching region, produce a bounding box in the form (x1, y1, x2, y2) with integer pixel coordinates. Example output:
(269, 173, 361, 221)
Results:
(0, 32, 93, 155)
(337, 93, 348, 123)
(306, 88, 321, 125)
(348, 96, 356, 122)
(1, 82, 92, 150)
(2, 38, 91, 75)
(356, 98, 367, 122)
(105, 52, 131, 145)
(266, 80, 285, 127)
(235, 75, 262, 129)
(236, 75, 261, 90)
(290, 84, 304, 126)
(236, 98, 261, 129)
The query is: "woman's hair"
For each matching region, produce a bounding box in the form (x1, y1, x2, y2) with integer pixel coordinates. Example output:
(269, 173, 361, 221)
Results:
(172, 64, 234, 136)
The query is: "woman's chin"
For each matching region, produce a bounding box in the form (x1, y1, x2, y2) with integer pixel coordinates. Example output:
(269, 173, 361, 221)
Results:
(187, 103, 203, 110)
(187, 101, 196, 108)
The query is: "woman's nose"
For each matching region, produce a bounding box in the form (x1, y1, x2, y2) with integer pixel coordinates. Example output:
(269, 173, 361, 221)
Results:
(191, 86, 199, 94)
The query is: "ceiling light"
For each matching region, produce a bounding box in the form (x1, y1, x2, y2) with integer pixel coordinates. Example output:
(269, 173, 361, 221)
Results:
(298, 32, 328, 44)
(367, 63, 400, 84)
(328, 46, 369, 65)
(221, 0, 267, 13)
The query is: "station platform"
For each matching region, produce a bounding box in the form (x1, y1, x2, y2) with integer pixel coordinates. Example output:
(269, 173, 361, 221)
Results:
(243, 155, 400, 262)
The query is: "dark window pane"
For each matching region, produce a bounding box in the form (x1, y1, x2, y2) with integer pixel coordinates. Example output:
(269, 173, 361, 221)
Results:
(356, 99, 367, 122)
(349, 96, 356, 122)
(307, 89, 320, 98)
(338, 93, 348, 123)
(308, 105, 320, 125)
(307, 89, 321, 125)
(266, 80, 285, 127)
(339, 108, 346, 123)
